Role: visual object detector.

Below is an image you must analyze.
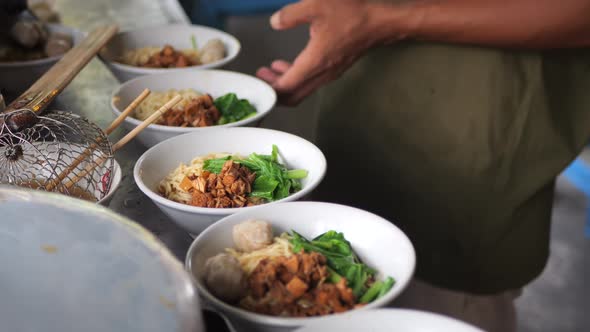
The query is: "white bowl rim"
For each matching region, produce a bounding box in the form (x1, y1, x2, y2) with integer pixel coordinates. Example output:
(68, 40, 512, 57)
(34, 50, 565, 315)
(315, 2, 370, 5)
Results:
(133, 127, 327, 215)
(110, 69, 277, 132)
(185, 201, 417, 327)
(0, 24, 84, 67)
(101, 23, 241, 74)
(293, 308, 485, 331)
(98, 159, 123, 204)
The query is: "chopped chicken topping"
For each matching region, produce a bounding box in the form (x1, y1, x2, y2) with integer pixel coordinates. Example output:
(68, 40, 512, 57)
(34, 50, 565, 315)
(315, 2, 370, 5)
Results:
(143, 44, 194, 68)
(182, 160, 261, 208)
(158, 94, 220, 127)
(239, 252, 358, 317)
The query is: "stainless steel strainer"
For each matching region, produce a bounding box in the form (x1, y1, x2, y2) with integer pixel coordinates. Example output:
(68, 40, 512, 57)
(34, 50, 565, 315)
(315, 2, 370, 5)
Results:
(0, 25, 118, 202)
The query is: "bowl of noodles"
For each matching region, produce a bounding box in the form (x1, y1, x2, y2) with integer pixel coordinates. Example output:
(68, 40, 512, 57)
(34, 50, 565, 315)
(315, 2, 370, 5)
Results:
(111, 69, 277, 147)
(100, 24, 240, 82)
(133, 127, 326, 235)
(185, 202, 416, 332)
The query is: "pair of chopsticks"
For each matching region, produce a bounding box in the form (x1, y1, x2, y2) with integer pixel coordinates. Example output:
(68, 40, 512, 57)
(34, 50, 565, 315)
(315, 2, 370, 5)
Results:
(45, 89, 182, 192)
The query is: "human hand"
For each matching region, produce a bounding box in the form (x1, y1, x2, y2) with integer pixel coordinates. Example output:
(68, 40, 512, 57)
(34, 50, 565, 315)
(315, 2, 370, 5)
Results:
(256, 0, 404, 106)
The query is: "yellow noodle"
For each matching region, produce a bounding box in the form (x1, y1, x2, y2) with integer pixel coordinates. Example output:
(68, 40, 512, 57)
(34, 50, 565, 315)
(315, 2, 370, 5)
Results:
(227, 233, 294, 275)
(159, 153, 239, 204)
(119, 47, 200, 67)
(134, 89, 203, 121)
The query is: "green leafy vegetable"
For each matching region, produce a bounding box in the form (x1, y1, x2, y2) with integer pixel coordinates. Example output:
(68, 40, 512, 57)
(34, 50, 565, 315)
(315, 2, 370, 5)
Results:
(250, 175, 280, 200)
(378, 277, 395, 299)
(202, 145, 308, 201)
(214, 93, 257, 124)
(359, 280, 383, 303)
(289, 230, 395, 303)
(326, 266, 343, 284)
(203, 156, 230, 174)
(286, 169, 308, 179)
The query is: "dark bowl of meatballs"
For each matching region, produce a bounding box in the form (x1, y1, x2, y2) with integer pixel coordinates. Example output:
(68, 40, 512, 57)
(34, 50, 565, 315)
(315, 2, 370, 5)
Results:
(0, 22, 83, 98)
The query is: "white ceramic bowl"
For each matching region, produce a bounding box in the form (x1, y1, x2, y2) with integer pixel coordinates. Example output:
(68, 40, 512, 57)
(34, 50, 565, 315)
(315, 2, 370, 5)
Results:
(111, 69, 277, 148)
(0, 24, 84, 98)
(100, 24, 240, 82)
(0, 186, 204, 332)
(134, 127, 327, 235)
(185, 202, 417, 332)
(294, 308, 484, 332)
(98, 159, 122, 206)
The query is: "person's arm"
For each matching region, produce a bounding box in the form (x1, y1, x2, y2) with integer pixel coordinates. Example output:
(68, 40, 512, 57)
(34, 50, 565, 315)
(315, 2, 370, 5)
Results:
(376, 0, 590, 49)
(257, 0, 590, 106)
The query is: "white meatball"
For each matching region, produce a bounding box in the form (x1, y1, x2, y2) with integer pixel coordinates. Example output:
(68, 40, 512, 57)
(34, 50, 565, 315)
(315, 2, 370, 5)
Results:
(203, 253, 246, 303)
(233, 220, 273, 252)
(199, 38, 225, 64)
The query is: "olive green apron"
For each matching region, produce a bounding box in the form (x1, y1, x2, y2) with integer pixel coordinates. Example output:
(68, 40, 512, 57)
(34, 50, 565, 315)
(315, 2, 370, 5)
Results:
(314, 42, 590, 294)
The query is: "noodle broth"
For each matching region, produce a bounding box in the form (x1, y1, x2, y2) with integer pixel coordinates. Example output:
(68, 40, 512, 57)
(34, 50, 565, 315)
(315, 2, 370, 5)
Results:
(17, 180, 98, 202)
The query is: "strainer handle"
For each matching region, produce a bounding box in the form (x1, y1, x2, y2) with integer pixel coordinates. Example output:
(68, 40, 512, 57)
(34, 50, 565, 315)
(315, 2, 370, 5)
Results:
(4, 24, 119, 114)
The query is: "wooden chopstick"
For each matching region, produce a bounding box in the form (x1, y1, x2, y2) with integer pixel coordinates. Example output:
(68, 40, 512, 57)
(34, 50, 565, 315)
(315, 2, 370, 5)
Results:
(63, 95, 182, 191)
(111, 94, 181, 151)
(6, 25, 119, 114)
(105, 88, 151, 135)
(44, 89, 150, 191)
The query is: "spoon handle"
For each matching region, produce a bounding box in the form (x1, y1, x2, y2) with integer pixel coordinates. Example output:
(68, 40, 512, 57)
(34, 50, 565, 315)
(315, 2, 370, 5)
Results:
(4, 24, 118, 114)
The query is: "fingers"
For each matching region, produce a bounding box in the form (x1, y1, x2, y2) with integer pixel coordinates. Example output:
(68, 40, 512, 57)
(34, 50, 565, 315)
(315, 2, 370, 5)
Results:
(256, 66, 280, 85)
(270, 0, 315, 30)
(271, 60, 291, 74)
(255, 60, 292, 85)
(273, 40, 324, 92)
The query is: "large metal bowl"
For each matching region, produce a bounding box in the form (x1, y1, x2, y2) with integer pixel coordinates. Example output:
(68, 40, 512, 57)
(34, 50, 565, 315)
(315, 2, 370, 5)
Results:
(0, 186, 204, 332)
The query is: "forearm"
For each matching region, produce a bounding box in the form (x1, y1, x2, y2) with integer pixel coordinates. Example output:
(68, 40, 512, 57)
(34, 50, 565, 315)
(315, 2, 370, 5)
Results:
(372, 0, 590, 49)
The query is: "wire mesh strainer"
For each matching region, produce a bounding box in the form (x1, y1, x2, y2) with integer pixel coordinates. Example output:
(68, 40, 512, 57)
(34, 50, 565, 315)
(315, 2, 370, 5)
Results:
(0, 25, 117, 202)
